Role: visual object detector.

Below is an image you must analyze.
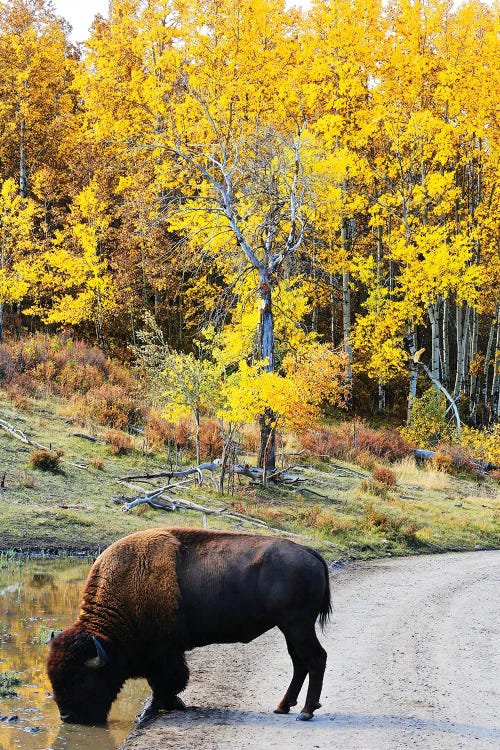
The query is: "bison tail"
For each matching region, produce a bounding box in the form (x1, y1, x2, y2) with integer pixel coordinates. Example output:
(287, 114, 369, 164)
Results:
(319, 570, 332, 631)
(307, 547, 332, 630)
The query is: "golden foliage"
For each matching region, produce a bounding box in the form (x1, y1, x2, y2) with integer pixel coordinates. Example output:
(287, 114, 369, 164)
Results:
(0, 0, 499, 427)
(219, 343, 347, 433)
(460, 425, 500, 466)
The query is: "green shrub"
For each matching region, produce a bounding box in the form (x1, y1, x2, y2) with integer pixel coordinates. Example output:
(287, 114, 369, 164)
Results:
(402, 387, 456, 448)
(363, 501, 420, 540)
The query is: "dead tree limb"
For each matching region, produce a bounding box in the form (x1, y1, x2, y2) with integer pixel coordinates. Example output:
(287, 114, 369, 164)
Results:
(328, 463, 369, 478)
(69, 433, 107, 443)
(231, 464, 304, 484)
(124, 497, 176, 511)
(299, 487, 334, 500)
(406, 338, 462, 433)
(115, 484, 345, 552)
(118, 467, 202, 483)
(0, 417, 49, 450)
(118, 460, 222, 488)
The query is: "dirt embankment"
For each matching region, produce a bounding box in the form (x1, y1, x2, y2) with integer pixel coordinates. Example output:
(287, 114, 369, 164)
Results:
(120, 551, 500, 750)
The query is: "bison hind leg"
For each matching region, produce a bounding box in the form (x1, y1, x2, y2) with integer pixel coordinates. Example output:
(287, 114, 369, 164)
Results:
(274, 633, 308, 715)
(277, 623, 326, 721)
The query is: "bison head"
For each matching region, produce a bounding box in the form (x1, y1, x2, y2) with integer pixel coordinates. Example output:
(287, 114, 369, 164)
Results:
(47, 626, 125, 725)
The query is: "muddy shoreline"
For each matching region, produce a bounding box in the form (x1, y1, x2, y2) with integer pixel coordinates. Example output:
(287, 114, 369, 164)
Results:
(0, 537, 112, 556)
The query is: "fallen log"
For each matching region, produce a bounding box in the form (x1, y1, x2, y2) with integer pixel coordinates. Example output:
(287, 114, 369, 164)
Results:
(118, 460, 222, 488)
(119, 467, 202, 483)
(414, 448, 499, 474)
(69, 433, 107, 443)
(124, 493, 181, 512)
(231, 464, 305, 484)
(114, 477, 193, 495)
(414, 449, 435, 462)
(115, 488, 344, 551)
(120, 461, 305, 488)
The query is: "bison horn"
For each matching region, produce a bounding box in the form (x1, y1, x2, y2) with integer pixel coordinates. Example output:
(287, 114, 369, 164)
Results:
(85, 636, 108, 669)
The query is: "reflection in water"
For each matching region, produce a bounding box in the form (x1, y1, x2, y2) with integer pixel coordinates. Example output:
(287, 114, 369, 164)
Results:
(0, 558, 148, 750)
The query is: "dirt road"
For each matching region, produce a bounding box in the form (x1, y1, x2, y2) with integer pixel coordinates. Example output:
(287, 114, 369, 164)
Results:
(120, 551, 500, 750)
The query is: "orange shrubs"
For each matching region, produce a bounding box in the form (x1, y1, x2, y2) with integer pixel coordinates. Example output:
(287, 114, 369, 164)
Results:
(1, 334, 144, 429)
(104, 429, 132, 455)
(372, 466, 397, 487)
(145, 414, 176, 450)
(199, 419, 223, 459)
(298, 421, 412, 464)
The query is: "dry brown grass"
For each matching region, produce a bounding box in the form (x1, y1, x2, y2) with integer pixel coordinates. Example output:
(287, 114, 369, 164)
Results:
(395, 457, 451, 491)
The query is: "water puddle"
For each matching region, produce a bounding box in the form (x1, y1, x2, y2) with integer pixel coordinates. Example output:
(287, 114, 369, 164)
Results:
(0, 557, 148, 750)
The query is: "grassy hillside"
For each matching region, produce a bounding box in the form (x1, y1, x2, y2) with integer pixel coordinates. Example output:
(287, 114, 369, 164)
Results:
(1, 391, 498, 560)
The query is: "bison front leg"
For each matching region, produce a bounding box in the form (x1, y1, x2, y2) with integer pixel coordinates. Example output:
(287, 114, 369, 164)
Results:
(137, 653, 190, 725)
(137, 693, 187, 725)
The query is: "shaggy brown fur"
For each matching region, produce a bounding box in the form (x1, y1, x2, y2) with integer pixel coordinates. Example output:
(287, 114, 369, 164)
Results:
(79, 528, 181, 641)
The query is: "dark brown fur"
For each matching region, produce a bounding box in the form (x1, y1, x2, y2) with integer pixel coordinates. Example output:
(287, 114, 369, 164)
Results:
(47, 527, 330, 724)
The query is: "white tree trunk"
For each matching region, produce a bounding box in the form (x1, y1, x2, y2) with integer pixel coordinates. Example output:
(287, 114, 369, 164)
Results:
(407, 327, 419, 425)
(342, 269, 353, 409)
(442, 296, 450, 388)
(469, 308, 479, 424)
(19, 117, 27, 199)
(490, 309, 500, 422)
(454, 303, 471, 399)
(377, 225, 386, 415)
(428, 299, 441, 383)
(481, 314, 496, 425)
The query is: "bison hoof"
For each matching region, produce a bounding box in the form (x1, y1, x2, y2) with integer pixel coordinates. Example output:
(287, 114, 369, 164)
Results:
(166, 696, 187, 711)
(296, 712, 314, 721)
(274, 699, 298, 714)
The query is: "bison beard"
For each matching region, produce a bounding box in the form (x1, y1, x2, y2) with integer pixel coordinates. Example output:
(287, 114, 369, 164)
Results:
(47, 528, 330, 725)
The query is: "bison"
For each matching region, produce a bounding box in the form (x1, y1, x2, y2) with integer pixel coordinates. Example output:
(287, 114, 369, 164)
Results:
(47, 527, 330, 725)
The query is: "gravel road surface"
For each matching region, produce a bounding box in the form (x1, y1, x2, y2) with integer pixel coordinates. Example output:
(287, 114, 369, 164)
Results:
(120, 551, 500, 750)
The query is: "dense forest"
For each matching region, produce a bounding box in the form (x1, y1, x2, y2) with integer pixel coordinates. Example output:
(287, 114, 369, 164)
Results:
(0, 0, 499, 442)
